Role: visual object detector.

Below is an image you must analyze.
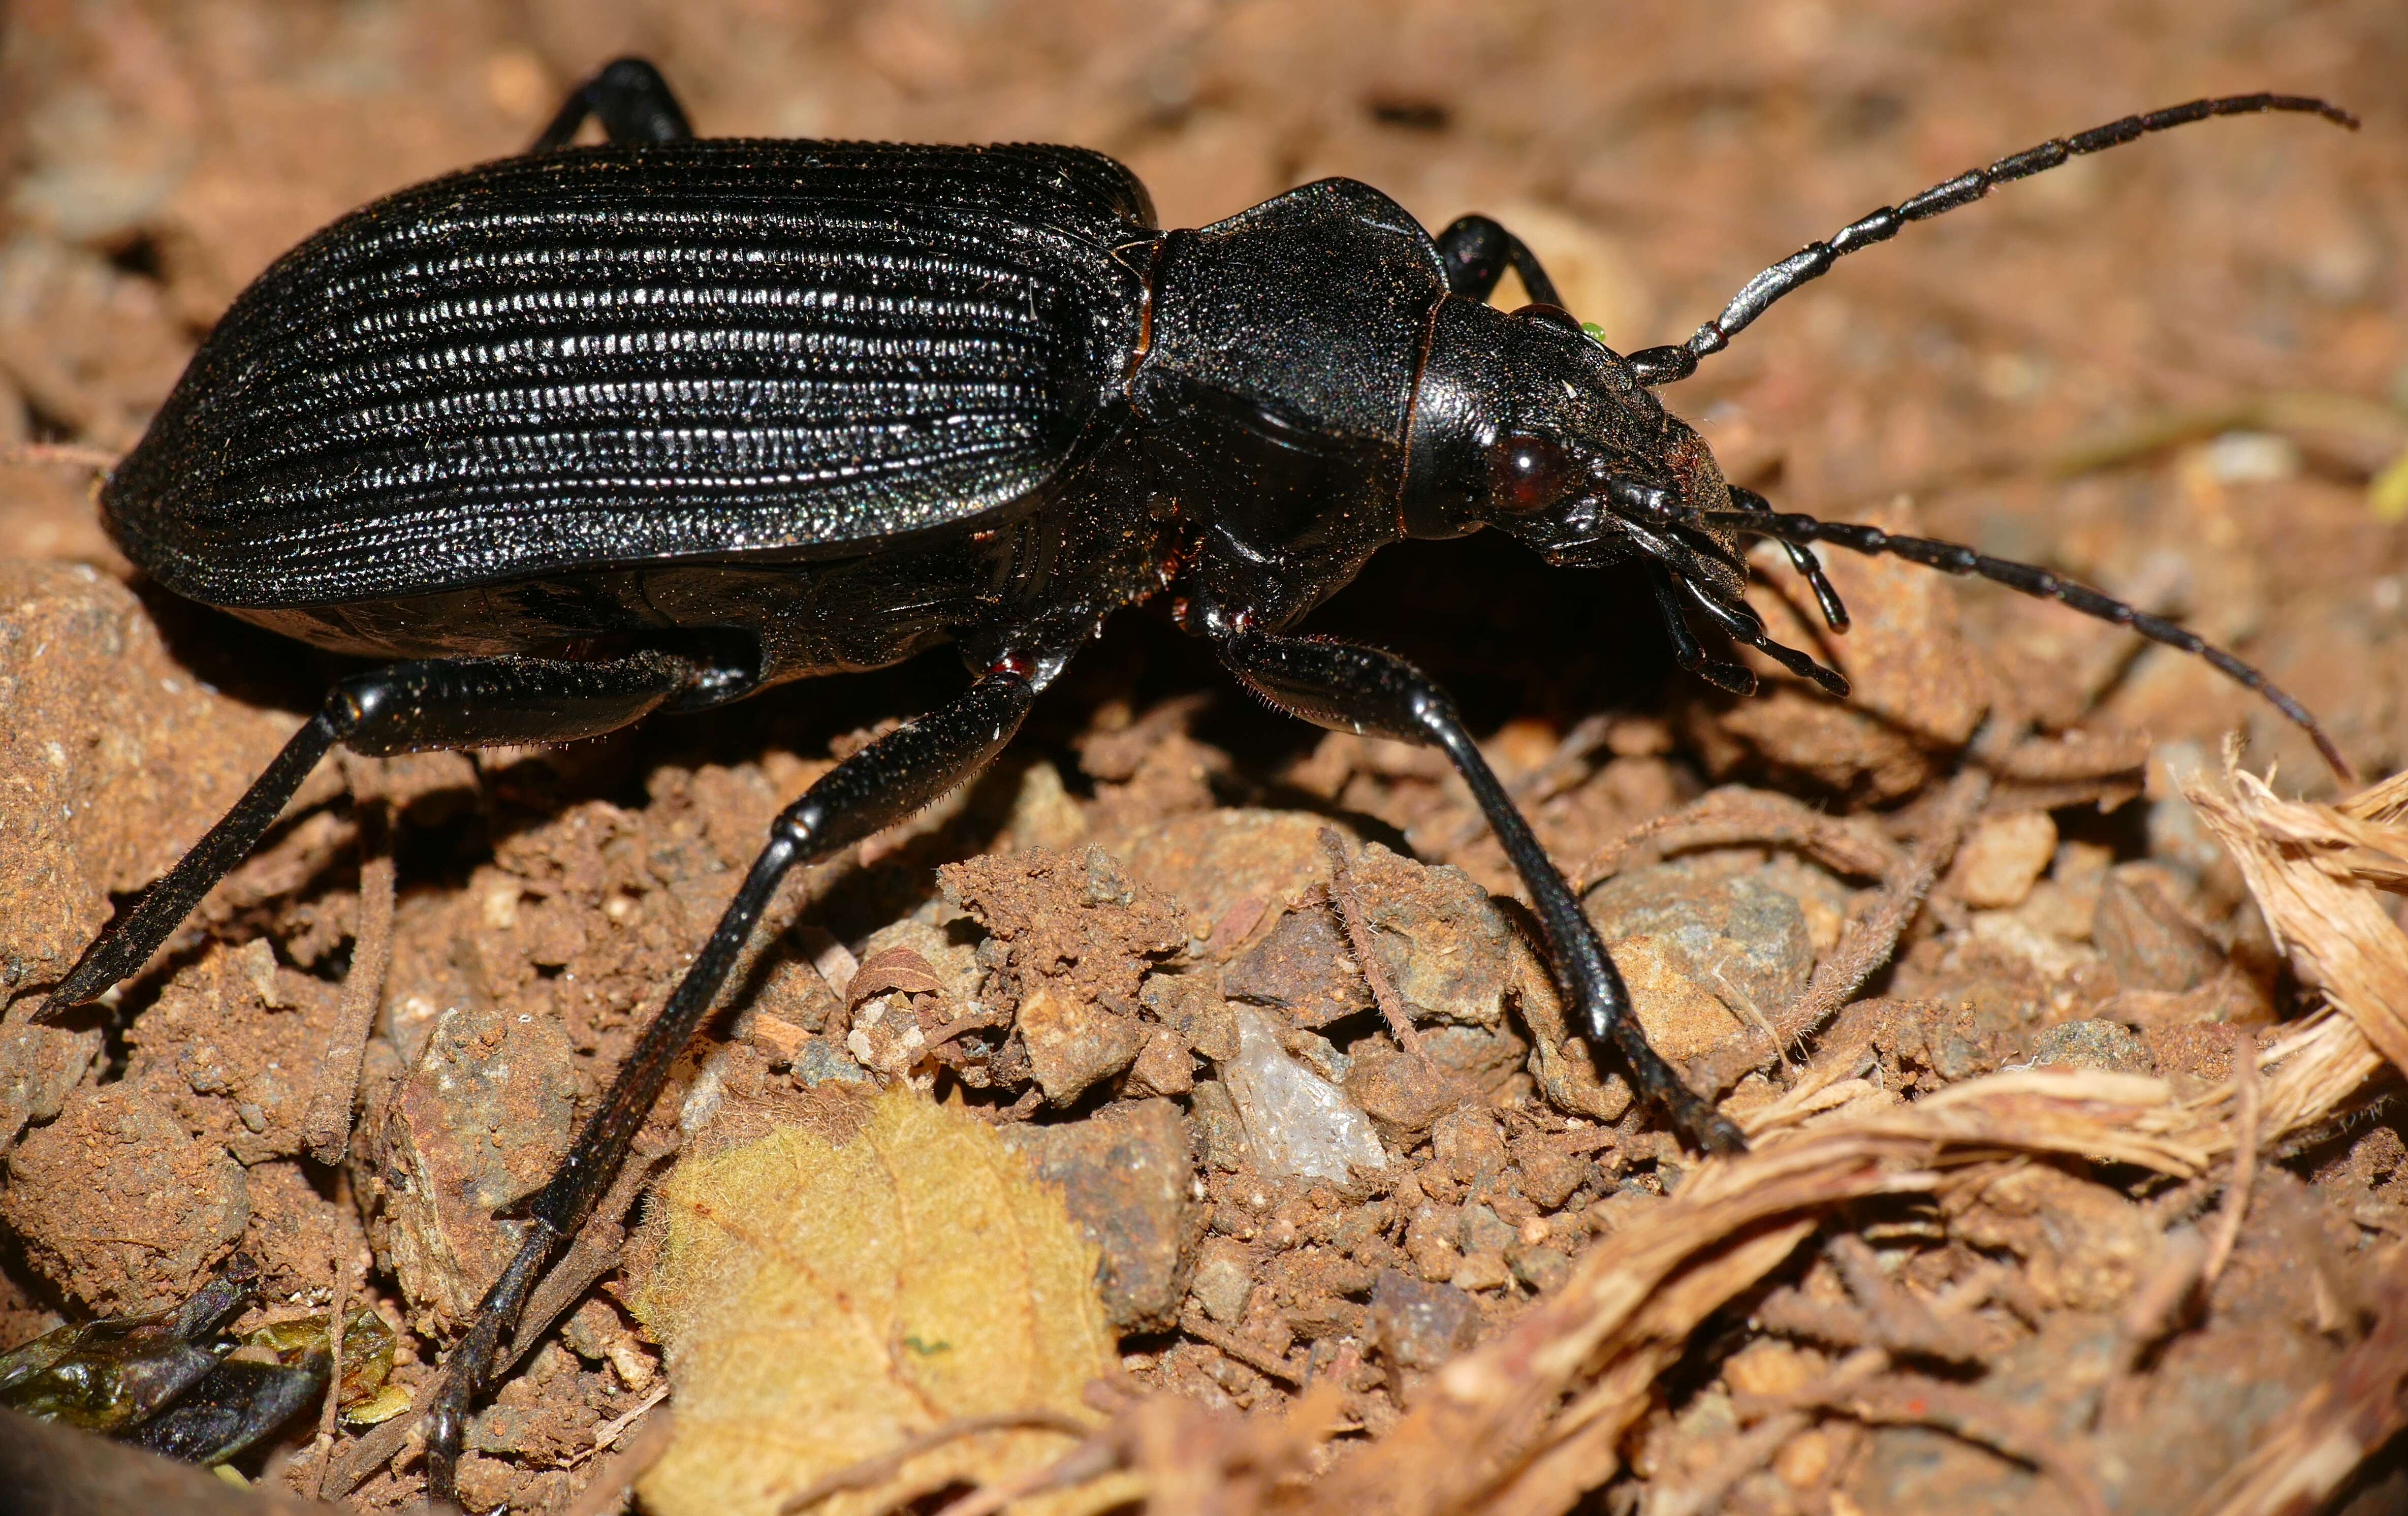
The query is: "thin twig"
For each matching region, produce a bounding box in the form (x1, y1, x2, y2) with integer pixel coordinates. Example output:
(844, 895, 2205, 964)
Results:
(511, 1145, 679, 1368)
(924, 1005, 1012, 1048)
(1701, 770, 1991, 1095)
(1429, 713, 1613, 862)
(775, 1409, 1093, 1513)
(1782, 770, 1992, 1046)
(934, 1434, 1125, 1516)
(1319, 828, 1428, 1060)
(560, 1384, 671, 1472)
(310, 1251, 353, 1500)
(2202, 1024, 2261, 1286)
(1790, 1374, 2111, 1516)
(1576, 785, 1900, 892)
(2098, 1224, 2208, 1431)
(1180, 1308, 1305, 1385)
(556, 1404, 675, 1516)
(0, 440, 117, 472)
(303, 764, 395, 1165)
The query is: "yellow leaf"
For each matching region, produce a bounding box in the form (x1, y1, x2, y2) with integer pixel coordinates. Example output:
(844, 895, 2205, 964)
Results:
(631, 1089, 1119, 1516)
(2373, 447, 2408, 523)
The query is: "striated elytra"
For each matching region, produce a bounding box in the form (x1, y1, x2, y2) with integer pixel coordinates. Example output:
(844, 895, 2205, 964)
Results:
(37, 55, 2355, 1501)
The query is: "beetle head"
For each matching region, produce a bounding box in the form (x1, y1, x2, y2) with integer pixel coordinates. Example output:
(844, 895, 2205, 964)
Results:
(1410, 301, 1732, 574)
(1405, 298, 1843, 694)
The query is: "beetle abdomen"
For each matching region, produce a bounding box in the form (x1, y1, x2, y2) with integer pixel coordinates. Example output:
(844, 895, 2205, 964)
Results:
(106, 141, 1154, 609)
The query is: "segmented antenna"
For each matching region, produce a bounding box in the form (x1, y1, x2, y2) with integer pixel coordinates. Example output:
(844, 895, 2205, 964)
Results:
(1629, 93, 2359, 387)
(1708, 507, 2352, 778)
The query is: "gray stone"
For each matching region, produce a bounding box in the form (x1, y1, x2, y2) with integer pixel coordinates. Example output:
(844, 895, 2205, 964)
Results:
(1369, 1269, 1482, 1372)
(357, 1003, 577, 1335)
(2094, 871, 2226, 993)
(791, 1034, 869, 1087)
(1223, 904, 1374, 1027)
(1345, 1046, 1466, 1148)
(1004, 1099, 1198, 1331)
(2028, 1019, 2157, 1077)
(1587, 860, 1813, 1022)
(1349, 845, 1517, 1028)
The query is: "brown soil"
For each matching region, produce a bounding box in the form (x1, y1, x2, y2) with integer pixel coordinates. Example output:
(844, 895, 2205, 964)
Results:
(3, 4, 2405, 1514)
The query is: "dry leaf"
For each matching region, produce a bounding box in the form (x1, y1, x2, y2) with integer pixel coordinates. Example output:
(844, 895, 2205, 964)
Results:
(2181, 752, 2408, 1078)
(630, 1089, 1118, 1516)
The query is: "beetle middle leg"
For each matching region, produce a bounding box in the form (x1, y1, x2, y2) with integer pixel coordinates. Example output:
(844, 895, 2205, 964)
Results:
(1214, 626, 1746, 1156)
(531, 56, 695, 151)
(419, 658, 1041, 1501)
(40, 648, 703, 1020)
(1435, 214, 1565, 307)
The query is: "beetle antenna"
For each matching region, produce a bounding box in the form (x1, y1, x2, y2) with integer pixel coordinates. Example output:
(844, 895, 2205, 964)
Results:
(0, 441, 116, 473)
(1708, 506, 2352, 778)
(1677, 574, 1851, 697)
(1627, 94, 2358, 387)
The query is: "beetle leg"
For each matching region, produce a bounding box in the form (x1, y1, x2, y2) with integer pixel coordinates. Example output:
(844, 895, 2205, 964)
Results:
(1214, 626, 1746, 1156)
(37, 649, 700, 1020)
(530, 55, 695, 152)
(420, 660, 1041, 1505)
(1434, 214, 1566, 309)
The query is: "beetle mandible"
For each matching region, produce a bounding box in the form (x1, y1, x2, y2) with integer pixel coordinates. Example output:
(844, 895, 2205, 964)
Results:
(31, 57, 2356, 1498)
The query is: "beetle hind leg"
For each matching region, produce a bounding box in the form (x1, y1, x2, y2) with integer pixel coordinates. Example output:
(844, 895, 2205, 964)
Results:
(530, 56, 695, 151)
(1435, 214, 1566, 309)
(37, 648, 701, 1020)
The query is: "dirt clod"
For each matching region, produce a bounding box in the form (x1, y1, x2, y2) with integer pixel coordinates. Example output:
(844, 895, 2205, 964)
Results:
(2, 1081, 247, 1313)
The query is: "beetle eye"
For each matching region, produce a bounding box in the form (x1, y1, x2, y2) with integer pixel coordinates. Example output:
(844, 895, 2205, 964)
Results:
(1488, 433, 1567, 515)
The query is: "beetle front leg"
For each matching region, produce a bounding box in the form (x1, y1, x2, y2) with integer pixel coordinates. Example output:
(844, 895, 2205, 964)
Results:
(530, 55, 694, 151)
(420, 660, 1041, 1504)
(1214, 627, 1746, 1156)
(39, 649, 703, 1020)
(1435, 214, 1565, 308)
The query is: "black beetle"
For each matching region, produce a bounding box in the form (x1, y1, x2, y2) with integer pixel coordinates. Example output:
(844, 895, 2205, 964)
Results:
(31, 57, 2355, 1498)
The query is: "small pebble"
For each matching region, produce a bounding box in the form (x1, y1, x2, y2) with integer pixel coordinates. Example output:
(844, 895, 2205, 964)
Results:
(2027, 1019, 2157, 1077)
(1220, 1007, 1386, 1182)
(1190, 1239, 1254, 1325)
(1949, 811, 2057, 910)
(1369, 1269, 1482, 1371)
